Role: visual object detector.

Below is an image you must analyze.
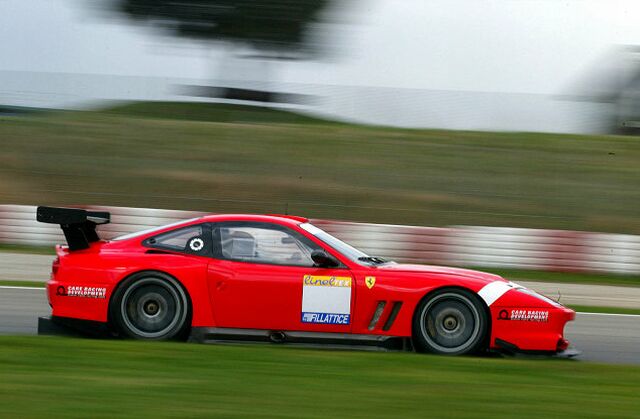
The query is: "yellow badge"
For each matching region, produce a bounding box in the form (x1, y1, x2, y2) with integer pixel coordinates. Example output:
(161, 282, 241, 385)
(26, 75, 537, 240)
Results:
(365, 276, 376, 289)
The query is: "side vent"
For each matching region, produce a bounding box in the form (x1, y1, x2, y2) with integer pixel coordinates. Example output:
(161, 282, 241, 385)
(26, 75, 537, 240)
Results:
(368, 301, 387, 331)
(382, 302, 403, 331)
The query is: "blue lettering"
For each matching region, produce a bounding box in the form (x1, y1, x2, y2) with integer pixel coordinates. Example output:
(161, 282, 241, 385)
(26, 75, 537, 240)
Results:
(301, 312, 351, 325)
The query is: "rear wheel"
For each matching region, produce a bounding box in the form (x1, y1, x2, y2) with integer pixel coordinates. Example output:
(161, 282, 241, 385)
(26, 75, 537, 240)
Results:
(110, 272, 190, 340)
(413, 288, 488, 355)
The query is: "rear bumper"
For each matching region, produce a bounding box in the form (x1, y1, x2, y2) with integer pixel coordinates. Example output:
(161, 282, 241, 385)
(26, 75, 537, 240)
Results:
(46, 279, 111, 323)
(38, 315, 111, 338)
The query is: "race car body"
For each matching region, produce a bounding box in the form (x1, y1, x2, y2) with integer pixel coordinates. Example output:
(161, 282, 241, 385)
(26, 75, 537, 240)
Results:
(38, 206, 576, 355)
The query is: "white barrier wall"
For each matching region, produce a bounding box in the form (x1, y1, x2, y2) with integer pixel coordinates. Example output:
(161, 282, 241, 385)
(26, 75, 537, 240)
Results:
(0, 205, 207, 245)
(1, 205, 638, 275)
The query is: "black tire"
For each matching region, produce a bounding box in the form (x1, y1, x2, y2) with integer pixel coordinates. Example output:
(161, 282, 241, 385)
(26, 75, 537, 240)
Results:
(110, 271, 190, 340)
(412, 288, 488, 355)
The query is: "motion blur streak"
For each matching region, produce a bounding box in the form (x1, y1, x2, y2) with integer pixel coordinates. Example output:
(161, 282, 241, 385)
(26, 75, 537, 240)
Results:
(1, 2, 640, 416)
(3, 205, 640, 276)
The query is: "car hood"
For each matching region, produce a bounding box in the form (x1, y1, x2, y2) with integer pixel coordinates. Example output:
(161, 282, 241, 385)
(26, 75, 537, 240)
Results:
(372, 263, 565, 309)
(374, 263, 505, 284)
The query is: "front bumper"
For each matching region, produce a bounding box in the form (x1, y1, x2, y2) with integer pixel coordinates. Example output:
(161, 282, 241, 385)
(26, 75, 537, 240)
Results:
(494, 337, 581, 358)
(489, 306, 576, 352)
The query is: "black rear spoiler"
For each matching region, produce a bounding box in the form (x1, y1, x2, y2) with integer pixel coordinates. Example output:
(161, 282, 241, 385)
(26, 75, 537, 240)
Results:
(36, 206, 110, 251)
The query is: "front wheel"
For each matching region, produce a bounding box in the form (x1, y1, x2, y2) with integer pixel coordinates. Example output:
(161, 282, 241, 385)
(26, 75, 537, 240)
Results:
(110, 272, 190, 340)
(413, 288, 488, 355)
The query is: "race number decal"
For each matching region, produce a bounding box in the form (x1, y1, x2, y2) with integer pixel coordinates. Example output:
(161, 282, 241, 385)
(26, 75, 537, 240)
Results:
(189, 237, 204, 252)
(301, 275, 351, 325)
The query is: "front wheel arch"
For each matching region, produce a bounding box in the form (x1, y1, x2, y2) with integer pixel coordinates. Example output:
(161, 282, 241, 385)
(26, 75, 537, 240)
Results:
(412, 286, 491, 355)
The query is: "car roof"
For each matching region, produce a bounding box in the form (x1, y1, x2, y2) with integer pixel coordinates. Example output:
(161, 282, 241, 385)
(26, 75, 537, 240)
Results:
(109, 214, 309, 245)
(196, 213, 308, 226)
(109, 214, 310, 244)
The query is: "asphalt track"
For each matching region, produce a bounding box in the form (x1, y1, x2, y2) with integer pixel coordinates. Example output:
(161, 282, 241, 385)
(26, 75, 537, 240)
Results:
(1, 286, 638, 364)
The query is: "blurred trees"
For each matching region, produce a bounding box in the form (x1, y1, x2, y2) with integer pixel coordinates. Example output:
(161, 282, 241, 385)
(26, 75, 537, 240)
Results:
(115, 0, 332, 60)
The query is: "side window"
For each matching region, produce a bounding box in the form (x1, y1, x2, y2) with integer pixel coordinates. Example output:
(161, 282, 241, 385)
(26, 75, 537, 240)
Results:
(214, 223, 322, 267)
(145, 225, 207, 254)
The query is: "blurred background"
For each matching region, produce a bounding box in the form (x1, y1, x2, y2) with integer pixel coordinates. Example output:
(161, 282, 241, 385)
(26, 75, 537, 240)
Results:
(3, 4, 640, 417)
(1, 0, 640, 238)
(3, 5, 640, 416)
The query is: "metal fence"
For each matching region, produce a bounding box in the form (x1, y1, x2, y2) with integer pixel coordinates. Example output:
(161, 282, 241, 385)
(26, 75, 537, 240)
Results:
(1, 204, 639, 275)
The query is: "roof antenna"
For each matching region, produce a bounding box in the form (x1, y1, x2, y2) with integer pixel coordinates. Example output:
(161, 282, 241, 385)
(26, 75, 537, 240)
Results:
(285, 202, 289, 215)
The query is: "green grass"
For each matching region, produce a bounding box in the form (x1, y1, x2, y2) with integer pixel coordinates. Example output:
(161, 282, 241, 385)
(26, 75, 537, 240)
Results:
(0, 336, 638, 418)
(104, 101, 340, 125)
(568, 305, 640, 315)
(0, 244, 54, 255)
(2, 101, 640, 234)
(481, 268, 640, 287)
(0, 280, 45, 288)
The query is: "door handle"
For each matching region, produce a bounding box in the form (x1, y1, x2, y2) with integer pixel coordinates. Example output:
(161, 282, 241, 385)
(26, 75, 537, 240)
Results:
(216, 280, 226, 291)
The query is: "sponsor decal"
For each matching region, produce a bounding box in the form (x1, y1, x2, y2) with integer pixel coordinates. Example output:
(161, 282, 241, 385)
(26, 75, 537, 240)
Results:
(301, 312, 350, 325)
(497, 309, 549, 322)
(57, 285, 106, 299)
(498, 309, 510, 320)
(365, 276, 376, 289)
(303, 275, 351, 287)
(301, 275, 351, 325)
(189, 237, 204, 252)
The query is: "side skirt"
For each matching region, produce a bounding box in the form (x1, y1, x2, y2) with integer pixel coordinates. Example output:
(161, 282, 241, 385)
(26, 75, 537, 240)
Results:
(189, 327, 410, 351)
(37, 317, 410, 351)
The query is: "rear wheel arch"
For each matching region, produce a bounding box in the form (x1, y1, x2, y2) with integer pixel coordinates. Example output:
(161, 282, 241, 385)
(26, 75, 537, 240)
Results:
(108, 270, 193, 340)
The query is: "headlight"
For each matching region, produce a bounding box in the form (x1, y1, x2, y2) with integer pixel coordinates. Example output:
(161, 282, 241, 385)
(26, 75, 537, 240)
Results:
(510, 282, 562, 307)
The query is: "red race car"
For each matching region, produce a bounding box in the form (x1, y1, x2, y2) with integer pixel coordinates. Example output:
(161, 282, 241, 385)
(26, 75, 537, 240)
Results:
(37, 206, 576, 356)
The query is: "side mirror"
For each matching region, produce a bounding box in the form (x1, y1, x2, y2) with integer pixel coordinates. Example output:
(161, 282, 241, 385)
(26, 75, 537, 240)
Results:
(311, 250, 340, 268)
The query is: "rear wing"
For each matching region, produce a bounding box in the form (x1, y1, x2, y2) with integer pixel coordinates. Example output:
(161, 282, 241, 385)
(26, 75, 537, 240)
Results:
(36, 206, 110, 251)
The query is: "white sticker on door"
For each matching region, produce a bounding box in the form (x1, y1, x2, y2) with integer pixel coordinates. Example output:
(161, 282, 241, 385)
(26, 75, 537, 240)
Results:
(301, 275, 351, 325)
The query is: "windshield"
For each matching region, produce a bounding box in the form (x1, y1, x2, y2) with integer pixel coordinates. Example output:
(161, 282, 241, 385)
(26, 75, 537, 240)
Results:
(111, 218, 201, 241)
(299, 223, 390, 265)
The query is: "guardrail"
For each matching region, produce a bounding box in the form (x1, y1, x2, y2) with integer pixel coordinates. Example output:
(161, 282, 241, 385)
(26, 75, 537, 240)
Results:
(1, 204, 638, 275)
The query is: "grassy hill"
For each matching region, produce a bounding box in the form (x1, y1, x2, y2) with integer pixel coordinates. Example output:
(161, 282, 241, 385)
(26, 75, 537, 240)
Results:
(103, 102, 339, 125)
(1, 101, 639, 233)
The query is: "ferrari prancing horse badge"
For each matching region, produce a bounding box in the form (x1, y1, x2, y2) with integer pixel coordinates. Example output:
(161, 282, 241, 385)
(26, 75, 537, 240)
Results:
(365, 276, 376, 289)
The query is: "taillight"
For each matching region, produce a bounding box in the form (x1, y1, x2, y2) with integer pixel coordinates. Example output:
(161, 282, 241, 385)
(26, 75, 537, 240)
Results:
(557, 338, 570, 352)
(52, 257, 60, 275)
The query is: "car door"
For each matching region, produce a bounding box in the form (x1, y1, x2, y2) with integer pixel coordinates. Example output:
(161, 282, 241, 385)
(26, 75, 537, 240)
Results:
(206, 221, 354, 333)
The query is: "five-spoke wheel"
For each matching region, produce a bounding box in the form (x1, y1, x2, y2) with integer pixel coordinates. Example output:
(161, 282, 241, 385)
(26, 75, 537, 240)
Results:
(413, 288, 488, 355)
(110, 272, 190, 340)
